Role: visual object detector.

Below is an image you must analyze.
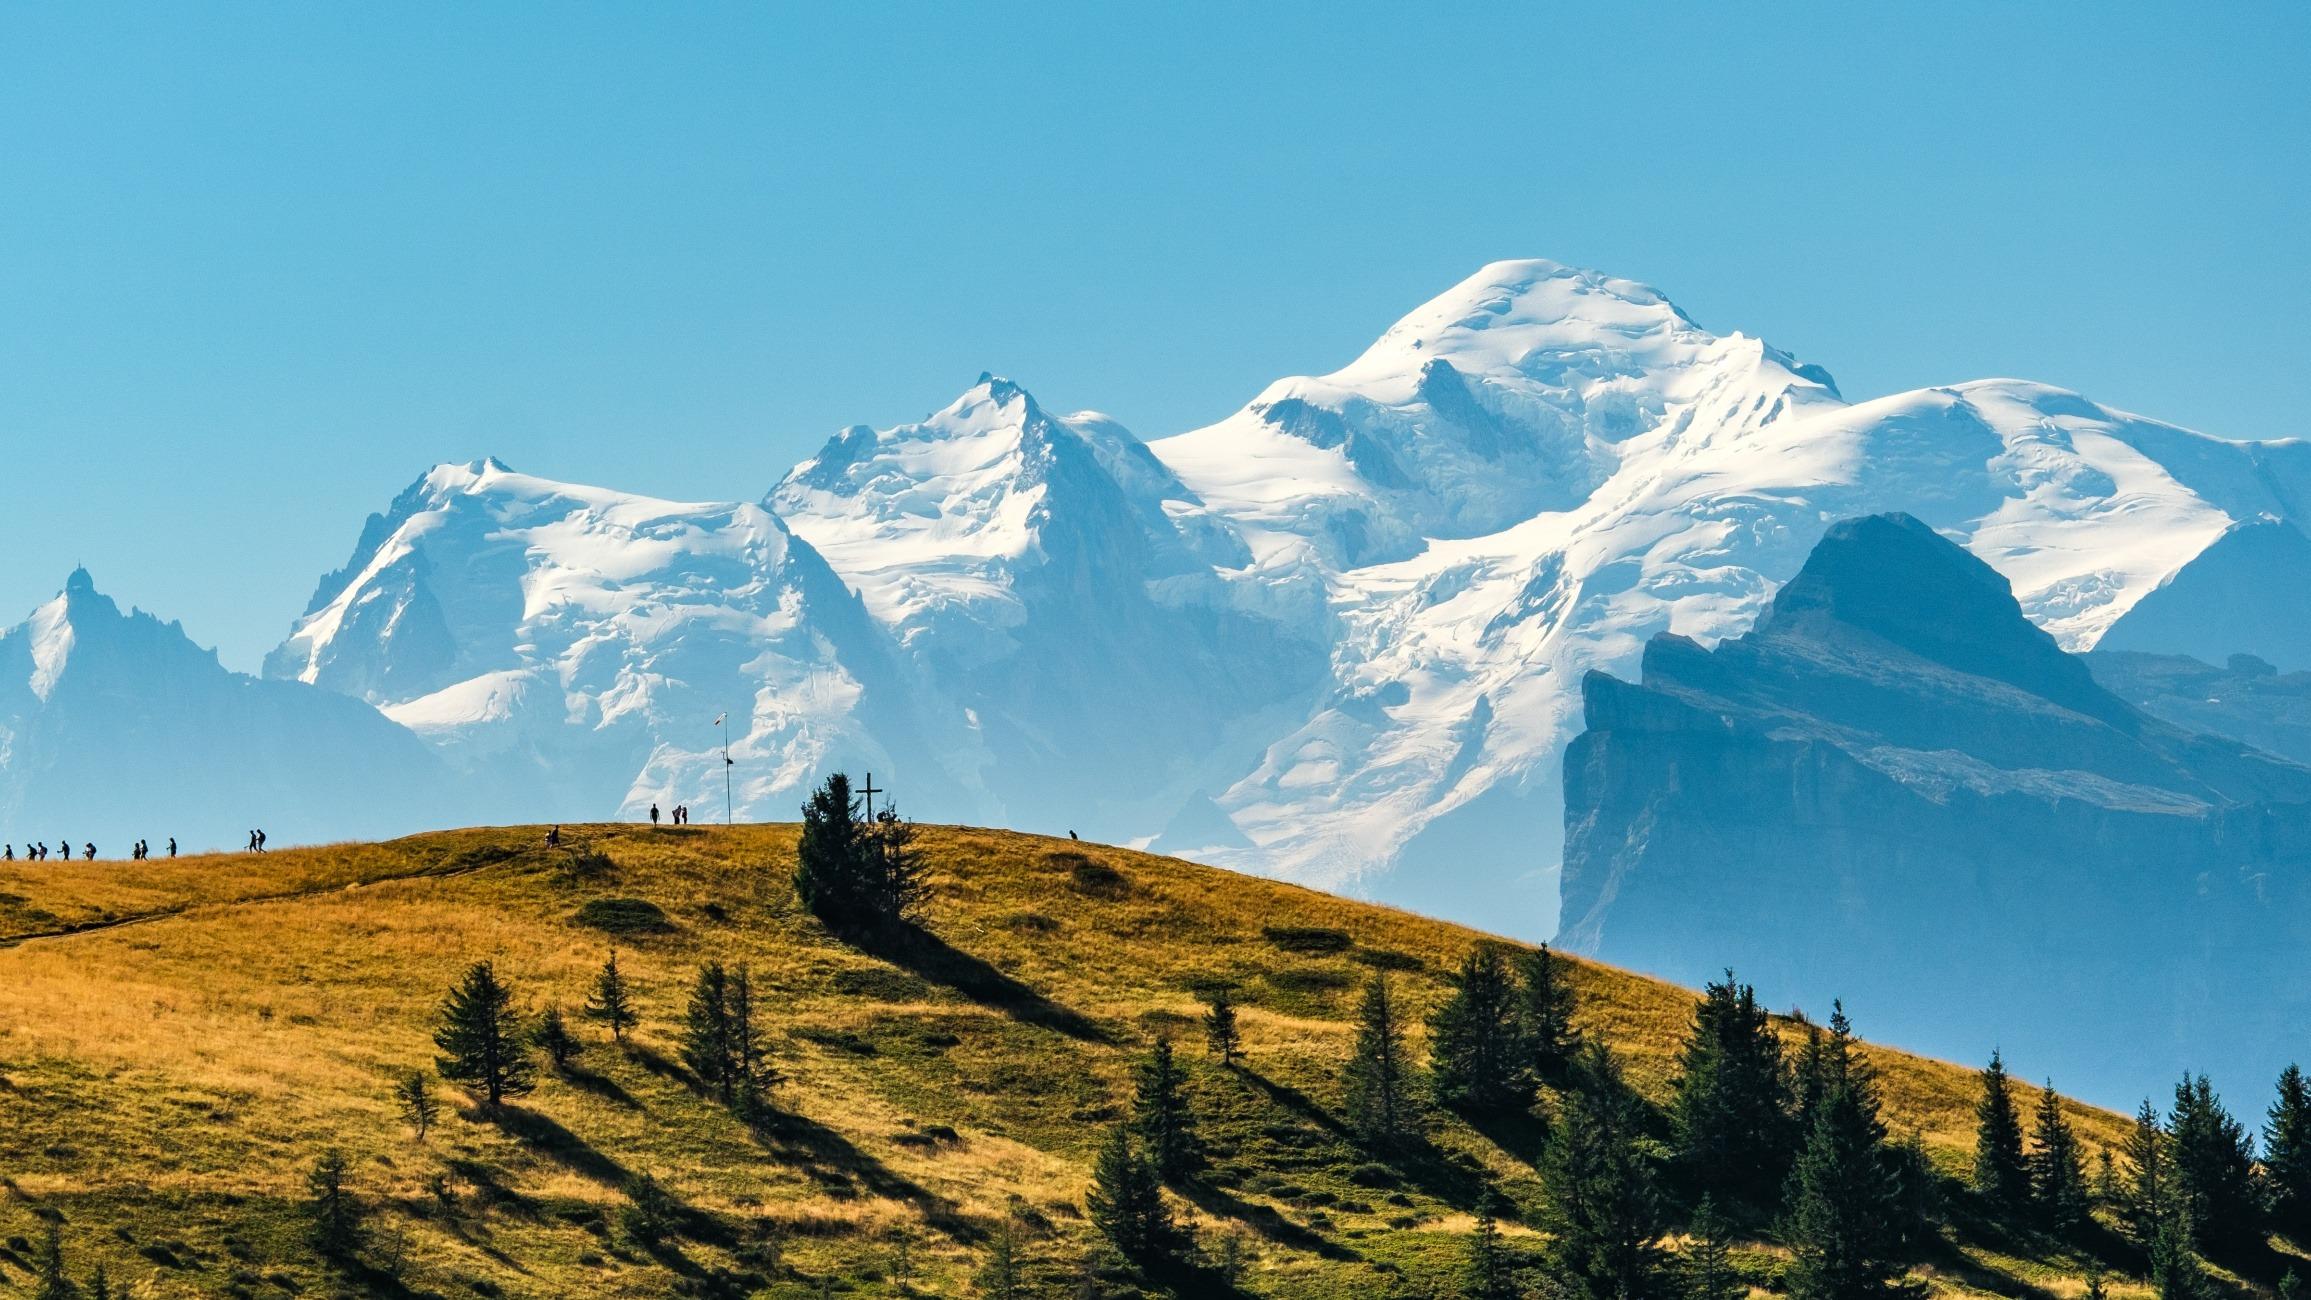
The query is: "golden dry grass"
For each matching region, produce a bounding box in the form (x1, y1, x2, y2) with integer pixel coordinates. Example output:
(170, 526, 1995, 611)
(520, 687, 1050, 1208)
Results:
(0, 823, 2135, 1298)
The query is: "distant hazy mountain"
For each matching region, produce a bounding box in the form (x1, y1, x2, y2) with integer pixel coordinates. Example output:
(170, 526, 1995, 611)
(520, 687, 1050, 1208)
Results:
(251, 259, 2311, 935)
(0, 570, 470, 853)
(1561, 514, 2311, 1104)
(2089, 648, 2311, 770)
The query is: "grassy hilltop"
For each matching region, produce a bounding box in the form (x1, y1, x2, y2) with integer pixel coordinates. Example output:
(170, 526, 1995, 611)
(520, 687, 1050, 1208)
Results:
(0, 824, 2134, 1298)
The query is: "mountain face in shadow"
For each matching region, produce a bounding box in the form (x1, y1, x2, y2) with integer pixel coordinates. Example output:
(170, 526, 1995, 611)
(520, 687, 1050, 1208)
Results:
(1561, 513, 2311, 1105)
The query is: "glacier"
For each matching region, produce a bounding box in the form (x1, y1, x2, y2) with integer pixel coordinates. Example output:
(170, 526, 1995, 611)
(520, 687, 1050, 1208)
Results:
(245, 258, 2311, 935)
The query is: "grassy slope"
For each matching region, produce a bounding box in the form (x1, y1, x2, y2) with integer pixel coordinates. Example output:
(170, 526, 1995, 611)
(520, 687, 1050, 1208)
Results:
(0, 824, 2135, 1298)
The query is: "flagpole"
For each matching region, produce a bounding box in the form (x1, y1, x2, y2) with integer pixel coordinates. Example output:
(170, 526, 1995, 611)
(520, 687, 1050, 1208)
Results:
(717, 712, 734, 826)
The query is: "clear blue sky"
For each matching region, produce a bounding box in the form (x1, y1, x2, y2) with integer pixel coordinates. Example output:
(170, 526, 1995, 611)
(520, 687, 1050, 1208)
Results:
(4, 2, 2306, 670)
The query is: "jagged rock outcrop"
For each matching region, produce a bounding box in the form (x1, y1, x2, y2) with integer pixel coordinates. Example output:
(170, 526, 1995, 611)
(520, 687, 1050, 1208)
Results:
(1562, 513, 2311, 1103)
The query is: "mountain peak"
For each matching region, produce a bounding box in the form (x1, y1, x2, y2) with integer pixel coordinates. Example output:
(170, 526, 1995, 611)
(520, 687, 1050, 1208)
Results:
(1762, 513, 2112, 716)
(64, 566, 97, 596)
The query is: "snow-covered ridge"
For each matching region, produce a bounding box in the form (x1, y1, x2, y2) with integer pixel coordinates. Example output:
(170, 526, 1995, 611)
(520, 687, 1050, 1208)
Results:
(260, 257, 2311, 935)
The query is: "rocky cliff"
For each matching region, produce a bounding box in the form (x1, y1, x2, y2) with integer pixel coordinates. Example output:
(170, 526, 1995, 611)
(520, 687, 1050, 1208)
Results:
(1561, 513, 2311, 1104)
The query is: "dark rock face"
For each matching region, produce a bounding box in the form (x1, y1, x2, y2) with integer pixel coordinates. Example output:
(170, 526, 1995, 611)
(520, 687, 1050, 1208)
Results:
(1561, 513, 2311, 1105)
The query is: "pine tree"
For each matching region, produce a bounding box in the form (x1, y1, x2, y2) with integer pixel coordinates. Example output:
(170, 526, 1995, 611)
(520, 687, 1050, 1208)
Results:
(2028, 1079, 2089, 1232)
(2268, 1065, 2311, 1244)
(727, 962, 774, 1112)
(1087, 1123, 1174, 1263)
(2149, 1207, 2205, 1300)
(1972, 1049, 2030, 1214)
(32, 1221, 72, 1300)
(1518, 943, 1583, 1086)
(1465, 1196, 1517, 1300)
(2084, 1272, 2109, 1300)
(1790, 1022, 1829, 1136)
(2168, 1073, 2261, 1260)
(396, 1069, 439, 1141)
(2282, 1270, 2305, 1300)
(1343, 974, 1419, 1150)
(683, 961, 736, 1101)
(976, 1215, 1026, 1299)
(1783, 1003, 1903, 1300)
(2123, 1098, 2171, 1249)
(869, 806, 932, 928)
(1202, 986, 1241, 1067)
(433, 959, 535, 1106)
(1430, 945, 1532, 1115)
(533, 1004, 582, 1071)
(796, 772, 869, 924)
(1671, 972, 1790, 1211)
(1683, 1197, 1744, 1300)
(83, 1263, 108, 1300)
(1131, 1037, 1202, 1184)
(308, 1149, 365, 1261)
(1539, 1043, 1666, 1300)
(584, 947, 637, 1043)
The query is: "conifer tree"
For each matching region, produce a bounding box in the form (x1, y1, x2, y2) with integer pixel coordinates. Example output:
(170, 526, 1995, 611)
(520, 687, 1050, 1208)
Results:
(1790, 1021, 1829, 1136)
(1465, 1196, 1518, 1300)
(1518, 943, 1583, 1087)
(308, 1149, 365, 1261)
(1671, 972, 1790, 1211)
(1430, 945, 1532, 1115)
(1783, 1003, 1902, 1300)
(433, 960, 535, 1106)
(396, 1069, 439, 1141)
(533, 1004, 582, 1071)
(2124, 1097, 2171, 1249)
(2168, 1073, 2262, 1259)
(1539, 1043, 1666, 1300)
(2028, 1079, 2089, 1232)
(1344, 974, 1418, 1150)
(585, 947, 637, 1043)
(683, 960, 736, 1101)
(2282, 1270, 2305, 1300)
(795, 772, 870, 924)
(2084, 1272, 2109, 1300)
(84, 1264, 108, 1300)
(2268, 1065, 2311, 1244)
(726, 962, 773, 1112)
(1972, 1049, 2030, 1214)
(33, 1222, 71, 1300)
(976, 1215, 1026, 1299)
(1201, 987, 1241, 1067)
(1087, 1123, 1174, 1263)
(1684, 1197, 1744, 1300)
(1131, 1037, 1202, 1184)
(2149, 1208, 2205, 1300)
(869, 806, 931, 928)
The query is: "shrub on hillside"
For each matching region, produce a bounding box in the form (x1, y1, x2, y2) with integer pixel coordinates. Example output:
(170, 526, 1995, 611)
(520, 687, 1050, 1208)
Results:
(574, 898, 674, 935)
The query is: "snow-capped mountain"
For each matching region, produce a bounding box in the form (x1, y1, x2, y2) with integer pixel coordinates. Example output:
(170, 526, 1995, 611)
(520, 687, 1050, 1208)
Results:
(0, 569, 471, 852)
(255, 258, 2311, 936)
(767, 377, 1323, 837)
(265, 459, 958, 822)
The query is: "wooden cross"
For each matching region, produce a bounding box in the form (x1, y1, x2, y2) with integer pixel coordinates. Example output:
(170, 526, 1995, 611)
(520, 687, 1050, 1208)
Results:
(858, 772, 882, 820)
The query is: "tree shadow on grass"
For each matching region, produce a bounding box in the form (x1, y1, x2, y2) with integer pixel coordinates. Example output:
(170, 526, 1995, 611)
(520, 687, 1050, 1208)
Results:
(1237, 1066, 1349, 1139)
(1180, 1182, 1361, 1263)
(749, 1106, 982, 1245)
(561, 1065, 642, 1110)
(852, 924, 1112, 1044)
(492, 1104, 631, 1188)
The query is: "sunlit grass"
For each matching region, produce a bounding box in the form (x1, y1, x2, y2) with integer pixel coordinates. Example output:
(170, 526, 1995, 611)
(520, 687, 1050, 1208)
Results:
(0, 823, 2133, 1297)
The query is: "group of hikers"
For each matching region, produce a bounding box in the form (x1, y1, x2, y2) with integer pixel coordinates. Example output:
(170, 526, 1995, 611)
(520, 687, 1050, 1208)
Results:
(4, 841, 98, 861)
(2, 838, 175, 861)
(649, 803, 694, 826)
(3, 831, 255, 862)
